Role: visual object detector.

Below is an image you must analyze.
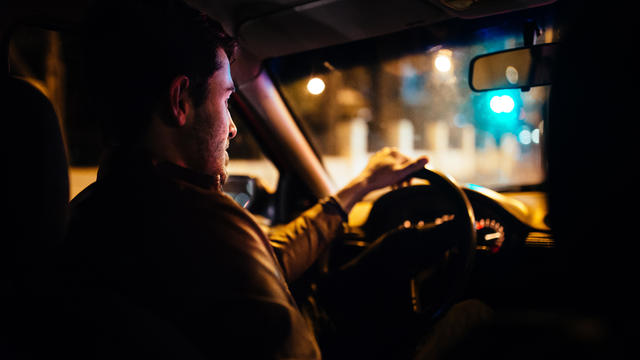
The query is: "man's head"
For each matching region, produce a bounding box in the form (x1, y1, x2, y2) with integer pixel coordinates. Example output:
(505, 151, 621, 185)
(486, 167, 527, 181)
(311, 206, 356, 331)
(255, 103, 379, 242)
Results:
(164, 47, 237, 187)
(88, 0, 238, 187)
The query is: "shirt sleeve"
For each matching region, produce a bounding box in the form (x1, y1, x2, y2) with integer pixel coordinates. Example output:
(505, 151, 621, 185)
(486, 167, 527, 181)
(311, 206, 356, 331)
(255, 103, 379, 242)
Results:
(268, 197, 347, 282)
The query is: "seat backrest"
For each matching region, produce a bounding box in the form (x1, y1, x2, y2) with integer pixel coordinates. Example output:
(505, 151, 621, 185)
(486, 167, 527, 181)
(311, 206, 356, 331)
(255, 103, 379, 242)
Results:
(1, 75, 70, 359)
(0, 70, 204, 360)
(1, 75, 69, 292)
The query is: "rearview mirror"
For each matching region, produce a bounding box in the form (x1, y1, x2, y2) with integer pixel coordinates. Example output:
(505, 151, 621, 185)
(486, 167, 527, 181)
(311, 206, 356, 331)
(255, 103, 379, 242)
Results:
(469, 43, 558, 92)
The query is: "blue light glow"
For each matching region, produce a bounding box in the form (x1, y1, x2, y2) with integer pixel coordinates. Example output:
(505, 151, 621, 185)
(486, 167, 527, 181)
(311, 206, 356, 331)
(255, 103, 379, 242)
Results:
(471, 89, 523, 144)
(518, 129, 532, 145)
(490, 95, 515, 113)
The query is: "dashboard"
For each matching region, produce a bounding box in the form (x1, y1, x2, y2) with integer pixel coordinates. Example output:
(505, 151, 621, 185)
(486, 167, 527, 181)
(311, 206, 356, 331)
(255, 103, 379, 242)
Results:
(331, 181, 557, 311)
(347, 183, 553, 255)
(342, 182, 555, 308)
(463, 185, 554, 254)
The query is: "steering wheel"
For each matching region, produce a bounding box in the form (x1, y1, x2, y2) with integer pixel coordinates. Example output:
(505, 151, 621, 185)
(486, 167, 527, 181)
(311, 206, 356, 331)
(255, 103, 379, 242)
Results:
(316, 168, 476, 358)
(364, 168, 476, 317)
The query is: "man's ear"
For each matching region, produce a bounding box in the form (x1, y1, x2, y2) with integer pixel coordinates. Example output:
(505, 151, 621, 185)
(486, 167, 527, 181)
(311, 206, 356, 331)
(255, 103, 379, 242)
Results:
(168, 75, 191, 127)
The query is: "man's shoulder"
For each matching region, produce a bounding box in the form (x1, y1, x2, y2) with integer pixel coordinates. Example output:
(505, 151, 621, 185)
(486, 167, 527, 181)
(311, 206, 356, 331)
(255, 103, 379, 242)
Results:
(65, 174, 272, 268)
(68, 180, 111, 222)
(70, 174, 240, 212)
(71, 176, 259, 237)
(170, 180, 256, 224)
(178, 185, 267, 244)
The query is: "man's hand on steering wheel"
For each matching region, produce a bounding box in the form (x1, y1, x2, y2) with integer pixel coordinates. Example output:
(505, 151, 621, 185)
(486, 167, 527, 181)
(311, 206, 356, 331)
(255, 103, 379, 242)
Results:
(333, 147, 429, 213)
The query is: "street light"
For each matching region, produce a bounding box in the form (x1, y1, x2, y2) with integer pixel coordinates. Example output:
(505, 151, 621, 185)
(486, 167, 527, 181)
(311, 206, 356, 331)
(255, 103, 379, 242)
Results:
(434, 49, 453, 72)
(307, 77, 325, 95)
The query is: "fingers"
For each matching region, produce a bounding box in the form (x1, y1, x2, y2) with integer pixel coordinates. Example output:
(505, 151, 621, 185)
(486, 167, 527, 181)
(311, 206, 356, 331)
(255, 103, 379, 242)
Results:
(367, 147, 428, 189)
(379, 147, 405, 161)
(379, 147, 428, 167)
(392, 179, 411, 190)
(391, 155, 429, 190)
(387, 147, 409, 162)
(398, 155, 429, 176)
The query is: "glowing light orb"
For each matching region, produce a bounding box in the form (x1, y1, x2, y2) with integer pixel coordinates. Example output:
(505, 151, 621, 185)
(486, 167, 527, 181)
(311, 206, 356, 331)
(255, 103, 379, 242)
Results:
(307, 77, 325, 95)
(490, 95, 515, 113)
(505, 66, 519, 84)
(531, 128, 540, 144)
(434, 51, 453, 73)
(519, 129, 532, 145)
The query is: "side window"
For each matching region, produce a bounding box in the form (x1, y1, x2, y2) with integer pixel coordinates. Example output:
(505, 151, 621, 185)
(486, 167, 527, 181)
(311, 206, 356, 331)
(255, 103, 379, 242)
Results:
(226, 101, 279, 192)
(224, 100, 279, 222)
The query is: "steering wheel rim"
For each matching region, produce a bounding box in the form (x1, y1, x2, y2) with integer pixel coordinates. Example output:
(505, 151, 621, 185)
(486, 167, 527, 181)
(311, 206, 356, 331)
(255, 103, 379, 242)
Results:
(406, 167, 477, 318)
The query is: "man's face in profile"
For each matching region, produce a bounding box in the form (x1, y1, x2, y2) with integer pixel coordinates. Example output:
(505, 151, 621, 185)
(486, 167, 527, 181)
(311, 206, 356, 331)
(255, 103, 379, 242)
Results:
(189, 48, 237, 188)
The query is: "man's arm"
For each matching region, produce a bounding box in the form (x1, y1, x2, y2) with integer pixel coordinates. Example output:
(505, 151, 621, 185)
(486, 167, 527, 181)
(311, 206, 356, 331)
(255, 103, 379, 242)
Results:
(176, 192, 322, 359)
(268, 197, 345, 282)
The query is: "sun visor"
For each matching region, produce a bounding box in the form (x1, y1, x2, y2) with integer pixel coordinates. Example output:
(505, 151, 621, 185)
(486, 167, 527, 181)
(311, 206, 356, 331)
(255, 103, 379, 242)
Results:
(237, 0, 450, 59)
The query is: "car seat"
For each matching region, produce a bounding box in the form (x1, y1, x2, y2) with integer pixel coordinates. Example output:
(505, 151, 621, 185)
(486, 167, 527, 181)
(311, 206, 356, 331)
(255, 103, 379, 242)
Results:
(0, 64, 205, 360)
(0, 73, 70, 358)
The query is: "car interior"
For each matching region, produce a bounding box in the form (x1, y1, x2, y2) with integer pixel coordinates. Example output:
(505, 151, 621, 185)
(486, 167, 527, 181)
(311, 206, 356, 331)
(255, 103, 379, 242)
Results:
(2, 0, 637, 358)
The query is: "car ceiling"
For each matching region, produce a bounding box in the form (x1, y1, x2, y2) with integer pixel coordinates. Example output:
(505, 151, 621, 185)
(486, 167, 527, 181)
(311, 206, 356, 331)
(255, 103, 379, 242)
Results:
(1, 0, 555, 71)
(186, 0, 556, 60)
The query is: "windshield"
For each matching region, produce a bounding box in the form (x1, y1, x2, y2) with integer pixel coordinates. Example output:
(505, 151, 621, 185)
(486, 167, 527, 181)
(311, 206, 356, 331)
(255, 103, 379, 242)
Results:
(268, 8, 558, 190)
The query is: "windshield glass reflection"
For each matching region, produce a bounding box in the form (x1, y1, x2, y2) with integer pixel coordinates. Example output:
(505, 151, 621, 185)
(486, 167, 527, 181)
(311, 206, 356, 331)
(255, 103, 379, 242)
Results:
(269, 10, 557, 189)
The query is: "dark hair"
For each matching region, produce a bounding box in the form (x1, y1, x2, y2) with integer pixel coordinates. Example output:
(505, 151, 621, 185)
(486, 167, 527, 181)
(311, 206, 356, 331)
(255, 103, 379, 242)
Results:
(86, 0, 237, 146)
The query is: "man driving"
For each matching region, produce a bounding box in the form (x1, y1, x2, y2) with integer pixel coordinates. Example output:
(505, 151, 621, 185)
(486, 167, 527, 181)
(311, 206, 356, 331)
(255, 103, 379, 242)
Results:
(64, 0, 433, 358)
